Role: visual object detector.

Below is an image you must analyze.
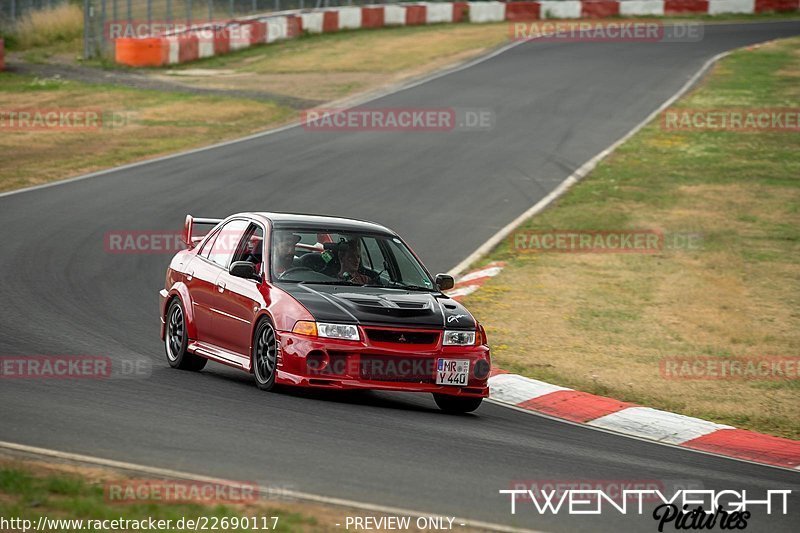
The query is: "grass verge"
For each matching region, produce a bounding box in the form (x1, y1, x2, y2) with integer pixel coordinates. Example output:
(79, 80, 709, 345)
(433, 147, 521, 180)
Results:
(0, 75, 297, 193)
(0, 457, 317, 532)
(3, 3, 83, 52)
(464, 36, 800, 439)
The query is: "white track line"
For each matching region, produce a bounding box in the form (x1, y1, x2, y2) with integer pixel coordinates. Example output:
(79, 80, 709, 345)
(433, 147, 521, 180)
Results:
(0, 440, 541, 533)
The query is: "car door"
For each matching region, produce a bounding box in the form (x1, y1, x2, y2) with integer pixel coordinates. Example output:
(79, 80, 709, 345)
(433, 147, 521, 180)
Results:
(187, 229, 221, 344)
(193, 219, 250, 351)
(213, 223, 267, 357)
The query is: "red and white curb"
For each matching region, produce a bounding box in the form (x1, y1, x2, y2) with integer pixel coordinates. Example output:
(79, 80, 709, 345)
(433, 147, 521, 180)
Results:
(488, 369, 800, 470)
(446, 261, 506, 300)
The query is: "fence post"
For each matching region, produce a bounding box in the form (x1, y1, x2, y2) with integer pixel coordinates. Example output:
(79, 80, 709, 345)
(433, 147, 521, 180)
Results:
(100, 0, 106, 54)
(83, 0, 91, 59)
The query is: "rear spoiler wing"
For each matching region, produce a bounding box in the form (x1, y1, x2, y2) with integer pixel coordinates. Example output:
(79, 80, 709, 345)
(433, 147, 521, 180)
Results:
(183, 215, 223, 249)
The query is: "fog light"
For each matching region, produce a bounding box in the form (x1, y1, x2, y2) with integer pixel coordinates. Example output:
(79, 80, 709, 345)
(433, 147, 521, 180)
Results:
(474, 359, 490, 379)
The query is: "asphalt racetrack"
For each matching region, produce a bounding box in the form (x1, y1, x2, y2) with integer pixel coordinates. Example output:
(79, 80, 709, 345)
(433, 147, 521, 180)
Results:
(2, 21, 799, 532)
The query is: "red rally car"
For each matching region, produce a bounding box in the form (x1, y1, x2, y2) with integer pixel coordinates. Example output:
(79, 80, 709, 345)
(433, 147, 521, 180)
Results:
(159, 212, 491, 413)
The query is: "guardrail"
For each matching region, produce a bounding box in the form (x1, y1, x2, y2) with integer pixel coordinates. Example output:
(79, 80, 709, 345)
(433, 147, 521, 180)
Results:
(106, 1, 800, 67)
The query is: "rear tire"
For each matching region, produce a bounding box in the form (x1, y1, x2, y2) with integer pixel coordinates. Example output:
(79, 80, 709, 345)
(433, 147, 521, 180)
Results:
(165, 299, 207, 371)
(433, 394, 483, 414)
(253, 319, 278, 391)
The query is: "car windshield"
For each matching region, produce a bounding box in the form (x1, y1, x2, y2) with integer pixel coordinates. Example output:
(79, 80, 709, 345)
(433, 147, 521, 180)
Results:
(270, 229, 435, 290)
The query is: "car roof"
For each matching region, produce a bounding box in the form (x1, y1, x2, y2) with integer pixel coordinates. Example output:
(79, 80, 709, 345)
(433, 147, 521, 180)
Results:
(244, 212, 396, 235)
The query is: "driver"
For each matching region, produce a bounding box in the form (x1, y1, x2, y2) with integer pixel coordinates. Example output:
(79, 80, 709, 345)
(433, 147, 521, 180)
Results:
(272, 231, 301, 276)
(337, 239, 375, 285)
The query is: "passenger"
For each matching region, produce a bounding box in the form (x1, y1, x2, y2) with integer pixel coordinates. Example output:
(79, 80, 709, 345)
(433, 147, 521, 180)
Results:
(273, 231, 301, 276)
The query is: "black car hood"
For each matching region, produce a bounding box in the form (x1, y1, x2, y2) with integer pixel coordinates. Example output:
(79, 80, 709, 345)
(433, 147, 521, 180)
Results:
(276, 283, 476, 329)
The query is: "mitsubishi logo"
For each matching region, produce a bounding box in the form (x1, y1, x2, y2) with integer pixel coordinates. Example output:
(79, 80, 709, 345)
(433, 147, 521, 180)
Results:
(398, 334, 407, 342)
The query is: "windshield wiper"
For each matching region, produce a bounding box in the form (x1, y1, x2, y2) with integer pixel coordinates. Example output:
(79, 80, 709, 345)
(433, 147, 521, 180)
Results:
(299, 280, 363, 286)
(386, 281, 436, 292)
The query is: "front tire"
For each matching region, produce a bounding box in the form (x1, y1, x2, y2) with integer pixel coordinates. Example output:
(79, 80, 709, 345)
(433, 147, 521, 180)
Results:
(253, 319, 278, 391)
(165, 299, 207, 371)
(433, 394, 483, 414)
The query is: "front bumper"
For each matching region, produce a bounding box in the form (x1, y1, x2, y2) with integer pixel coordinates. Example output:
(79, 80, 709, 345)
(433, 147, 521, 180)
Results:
(275, 329, 491, 398)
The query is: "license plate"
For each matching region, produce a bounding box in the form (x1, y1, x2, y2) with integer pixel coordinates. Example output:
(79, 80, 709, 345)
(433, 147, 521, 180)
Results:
(436, 359, 470, 386)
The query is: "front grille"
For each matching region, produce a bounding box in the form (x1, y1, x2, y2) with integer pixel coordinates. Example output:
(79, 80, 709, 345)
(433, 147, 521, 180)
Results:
(359, 355, 435, 383)
(365, 329, 439, 345)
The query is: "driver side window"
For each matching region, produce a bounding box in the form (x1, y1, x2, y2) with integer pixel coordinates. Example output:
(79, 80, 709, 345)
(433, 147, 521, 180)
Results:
(232, 224, 265, 273)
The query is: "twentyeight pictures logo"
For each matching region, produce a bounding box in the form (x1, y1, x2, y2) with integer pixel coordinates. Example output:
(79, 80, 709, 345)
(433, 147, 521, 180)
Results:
(500, 488, 792, 531)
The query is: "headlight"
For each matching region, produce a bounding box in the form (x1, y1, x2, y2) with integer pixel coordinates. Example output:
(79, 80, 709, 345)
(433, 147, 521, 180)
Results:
(317, 322, 360, 341)
(443, 330, 476, 346)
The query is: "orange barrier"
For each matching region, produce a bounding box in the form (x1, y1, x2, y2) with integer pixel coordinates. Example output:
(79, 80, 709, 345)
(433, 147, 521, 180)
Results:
(115, 37, 167, 67)
(452, 2, 469, 22)
(505, 1, 541, 20)
(405, 5, 427, 25)
(664, 0, 709, 13)
(582, 0, 621, 17)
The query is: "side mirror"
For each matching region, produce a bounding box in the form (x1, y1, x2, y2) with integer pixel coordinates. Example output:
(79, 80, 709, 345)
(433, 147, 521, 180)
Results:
(435, 273, 455, 291)
(230, 261, 261, 282)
